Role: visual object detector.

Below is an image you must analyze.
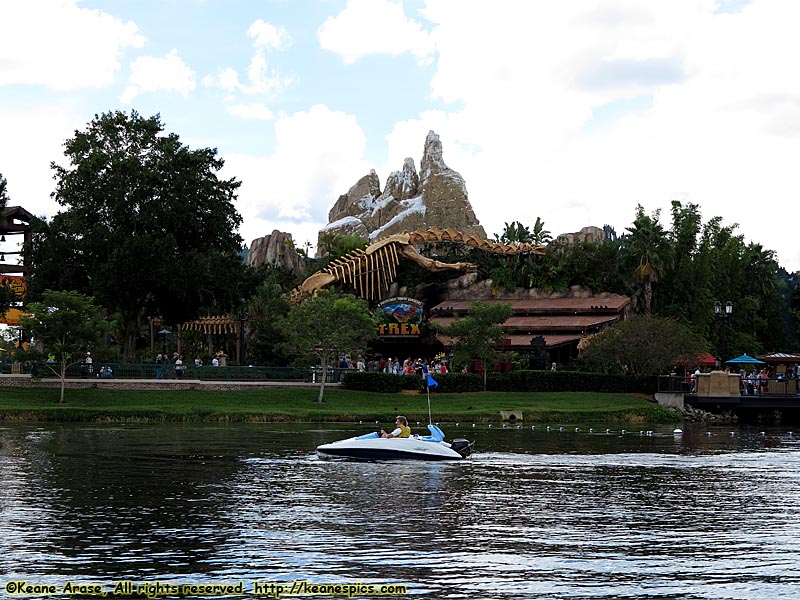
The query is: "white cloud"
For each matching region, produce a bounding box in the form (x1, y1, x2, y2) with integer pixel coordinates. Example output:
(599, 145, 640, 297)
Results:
(374, 0, 800, 271)
(0, 0, 144, 90)
(222, 105, 372, 249)
(121, 49, 196, 104)
(248, 19, 291, 51)
(0, 107, 84, 218)
(202, 68, 240, 93)
(205, 19, 291, 96)
(6, 0, 800, 275)
(226, 103, 274, 121)
(318, 0, 435, 64)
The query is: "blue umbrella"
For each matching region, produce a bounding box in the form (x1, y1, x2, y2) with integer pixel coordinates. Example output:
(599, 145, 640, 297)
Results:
(725, 354, 765, 365)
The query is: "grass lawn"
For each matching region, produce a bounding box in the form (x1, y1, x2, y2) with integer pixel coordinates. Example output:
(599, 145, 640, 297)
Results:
(0, 387, 677, 424)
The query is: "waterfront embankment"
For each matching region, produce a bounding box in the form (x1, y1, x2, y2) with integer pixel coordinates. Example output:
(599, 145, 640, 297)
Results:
(0, 383, 676, 424)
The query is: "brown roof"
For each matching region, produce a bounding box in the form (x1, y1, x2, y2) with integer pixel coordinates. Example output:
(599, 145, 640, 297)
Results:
(430, 315, 619, 332)
(0, 206, 33, 232)
(436, 333, 584, 350)
(757, 353, 800, 363)
(429, 295, 629, 351)
(504, 334, 585, 348)
(430, 295, 630, 315)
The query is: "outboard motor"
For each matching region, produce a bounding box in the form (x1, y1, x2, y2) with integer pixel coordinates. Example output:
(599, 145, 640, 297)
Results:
(450, 438, 474, 458)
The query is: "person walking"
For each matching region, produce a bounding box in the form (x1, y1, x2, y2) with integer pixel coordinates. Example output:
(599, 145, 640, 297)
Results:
(175, 355, 184, 380)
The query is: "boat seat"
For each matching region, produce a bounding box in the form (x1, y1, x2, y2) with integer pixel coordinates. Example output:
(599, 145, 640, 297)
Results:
(421, 424, 445, 442)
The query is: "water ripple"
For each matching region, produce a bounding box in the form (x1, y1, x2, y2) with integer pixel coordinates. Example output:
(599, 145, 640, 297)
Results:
(2, 423, 800, 598)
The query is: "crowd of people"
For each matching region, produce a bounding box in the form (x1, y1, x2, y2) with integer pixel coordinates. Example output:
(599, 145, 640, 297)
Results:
(739, 365, 799, 395)
(155, 352, 185, 379)
(153, 351, 228, 379)
(690, 364, 800, 395)
(79, 351, 114, 379)
(339, 355, 448, 377)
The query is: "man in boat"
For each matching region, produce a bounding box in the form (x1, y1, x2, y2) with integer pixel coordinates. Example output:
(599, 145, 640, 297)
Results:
(380, 416, 411, 438)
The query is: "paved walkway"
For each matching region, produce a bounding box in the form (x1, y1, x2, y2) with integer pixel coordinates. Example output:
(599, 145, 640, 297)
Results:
(0, 374, 339, 390)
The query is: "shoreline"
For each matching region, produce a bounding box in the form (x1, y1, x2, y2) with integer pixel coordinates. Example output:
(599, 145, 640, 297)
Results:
(0, 385, 678, 425)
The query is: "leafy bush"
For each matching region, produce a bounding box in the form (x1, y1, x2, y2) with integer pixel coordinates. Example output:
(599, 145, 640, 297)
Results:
(342, 372, 413, 393)
(342, 369, 656, 394)
(342, 371, 484, 393)
(487, 370, 657, 394)
(428, 373, 483, 393)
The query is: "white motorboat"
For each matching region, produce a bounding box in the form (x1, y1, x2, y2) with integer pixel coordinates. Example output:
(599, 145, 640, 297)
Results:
(316, 424, 473, 461)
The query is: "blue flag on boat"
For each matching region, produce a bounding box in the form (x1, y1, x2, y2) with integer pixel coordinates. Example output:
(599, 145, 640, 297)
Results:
(426, 375, 438, 388)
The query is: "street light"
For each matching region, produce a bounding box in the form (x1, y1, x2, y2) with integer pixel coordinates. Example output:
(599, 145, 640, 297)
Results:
(238, 300, 247, 366)
(714, 301, 733, 366)
(158, 328, 171, 354)
(714, 301, 733, 319)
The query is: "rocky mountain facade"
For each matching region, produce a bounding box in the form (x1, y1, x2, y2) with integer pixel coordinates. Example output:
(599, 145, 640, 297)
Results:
(556, 225, 616, 245)
(318, 131, 486, 255)
(247, 230, 305, 276)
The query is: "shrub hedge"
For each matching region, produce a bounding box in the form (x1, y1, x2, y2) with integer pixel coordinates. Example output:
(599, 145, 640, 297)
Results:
(427, 373, 483, 393)
(342, 370, 658, 395)
(341, 372, 420, 393)
(487, 370, 657, 394)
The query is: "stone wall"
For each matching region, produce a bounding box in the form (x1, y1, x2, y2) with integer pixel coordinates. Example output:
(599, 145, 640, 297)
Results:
(0, 375, 331, 391)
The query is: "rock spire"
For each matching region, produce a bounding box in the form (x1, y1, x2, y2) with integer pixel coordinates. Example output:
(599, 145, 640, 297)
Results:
(319, 131, 486, 254)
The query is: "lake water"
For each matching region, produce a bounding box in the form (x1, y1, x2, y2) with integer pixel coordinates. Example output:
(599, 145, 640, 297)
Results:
(1, 422, 799, 599)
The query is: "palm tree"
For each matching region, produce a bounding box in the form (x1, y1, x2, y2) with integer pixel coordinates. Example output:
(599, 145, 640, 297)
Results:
(619, 205, 673, 315)
(0, 172, 9, 209)
(496, 221, 532, 244)
(743, 243, 778, 306)
(531, 217, 552, 245)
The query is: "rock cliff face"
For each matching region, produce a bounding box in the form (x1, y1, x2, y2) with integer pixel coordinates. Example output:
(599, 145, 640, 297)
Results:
(556, 226, 607, 245)
(318, 131, 486, 255)
(248, 230, 305, 276)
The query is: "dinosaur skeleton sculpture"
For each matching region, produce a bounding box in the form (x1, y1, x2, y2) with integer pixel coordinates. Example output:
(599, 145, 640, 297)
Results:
(290, 227, 546, 304)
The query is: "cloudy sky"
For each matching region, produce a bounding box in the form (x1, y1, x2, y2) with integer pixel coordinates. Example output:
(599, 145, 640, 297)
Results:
(1, 0, 799, 271)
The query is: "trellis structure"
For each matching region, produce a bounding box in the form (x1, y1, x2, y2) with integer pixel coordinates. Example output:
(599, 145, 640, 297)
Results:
(180, 315, 237, 335)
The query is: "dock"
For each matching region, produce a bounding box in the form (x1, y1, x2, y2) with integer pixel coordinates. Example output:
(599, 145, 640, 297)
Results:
(657, 371, 800, 423)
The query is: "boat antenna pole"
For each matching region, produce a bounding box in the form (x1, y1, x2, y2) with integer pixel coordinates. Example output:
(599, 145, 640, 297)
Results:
(427, 383, 432, 425)
(424, 374, 437, 425)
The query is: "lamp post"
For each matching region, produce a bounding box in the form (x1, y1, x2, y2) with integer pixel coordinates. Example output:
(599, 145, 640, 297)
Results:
(238, 300, 247, 366)
(158, 327, 171, 355)
(714, 300, 733, 366)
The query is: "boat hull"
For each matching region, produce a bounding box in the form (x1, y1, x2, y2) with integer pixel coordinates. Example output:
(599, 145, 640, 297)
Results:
(316, 436, 465, 461)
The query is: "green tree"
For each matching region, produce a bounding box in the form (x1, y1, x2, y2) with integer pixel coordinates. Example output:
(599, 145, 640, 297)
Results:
(0, 282, 14, 319)
(27, 111, 245, 360)
(20, 290, 108, 404)
(278, 290, 377, 402)
(493, 219, 552, 290)
(742, 244, 787, 351)
(530, 217, 552, 245)
(309, 232, 369, 289)
(246, 266, 294, 365)
(0, 171, 8, 210)
(1, 173, 14, 316)
(495, 221, 532, 244)
(579, 315, 706, 376)
(317, 232, 368, 261)
(618, 205, 673, 315)
(697, 217, 758, 356)
(659, 201, 711, 327)
(552, 239, 624, 294)
(789, 273, 800, 350)
(439, 301, 512, 390)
